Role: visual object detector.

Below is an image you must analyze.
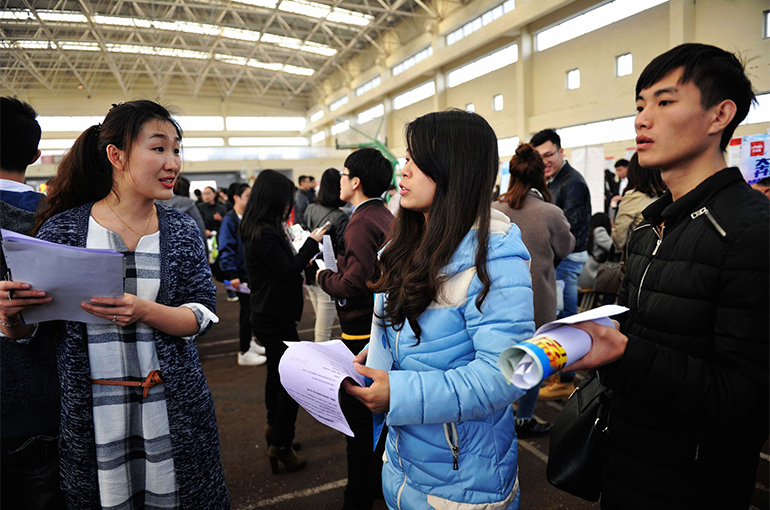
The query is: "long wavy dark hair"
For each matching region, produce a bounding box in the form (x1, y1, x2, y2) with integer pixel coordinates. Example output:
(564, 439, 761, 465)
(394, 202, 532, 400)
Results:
(316, 168, 346, 208)
(499, 143, 553, 209)
(33, 100, 181, 234)
(240, 170, 295, 243)
(369, 109, 498, 341)
(625, 153, 667, 198)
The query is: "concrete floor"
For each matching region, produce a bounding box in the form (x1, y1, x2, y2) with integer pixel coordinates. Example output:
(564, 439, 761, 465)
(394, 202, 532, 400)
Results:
(200, 283, 769, 510)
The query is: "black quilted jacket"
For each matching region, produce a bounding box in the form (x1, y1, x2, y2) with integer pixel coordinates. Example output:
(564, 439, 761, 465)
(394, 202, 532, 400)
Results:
(548, 161, 591, 252)
(601, 168, 769, 509)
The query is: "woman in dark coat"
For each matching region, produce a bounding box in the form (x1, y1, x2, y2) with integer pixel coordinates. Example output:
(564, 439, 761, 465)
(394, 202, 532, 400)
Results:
(240, 170, 326, 473)
(0, 100, 229, 509)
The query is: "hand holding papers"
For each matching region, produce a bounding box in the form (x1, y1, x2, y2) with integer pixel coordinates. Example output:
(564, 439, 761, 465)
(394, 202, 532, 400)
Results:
(498, 305, 629, 389)
(1, 229, 124, 324)
(223, 280, 250, 294)
(321, 235, 337, 273)
(278, 340, 365, 436)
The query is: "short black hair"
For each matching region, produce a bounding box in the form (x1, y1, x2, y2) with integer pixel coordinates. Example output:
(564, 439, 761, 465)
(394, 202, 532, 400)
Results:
(530, 129, 561, 150)
(230, 182, 250, 199)
(636, 43, 756, 151)
(1, 97, 42, 172)
(344, 147, 392, 198)
(174, 175, 191, 197)
(615, 159, 629, 168)
(297, 175, 309, 185)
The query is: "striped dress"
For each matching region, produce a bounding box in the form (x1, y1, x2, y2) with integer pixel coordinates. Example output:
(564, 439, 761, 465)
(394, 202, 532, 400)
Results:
(86, 218, 216, 510)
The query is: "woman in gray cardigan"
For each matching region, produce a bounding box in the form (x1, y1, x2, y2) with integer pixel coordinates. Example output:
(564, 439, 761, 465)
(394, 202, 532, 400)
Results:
(493, 143, 574, 437)
(0, 101, 229, 509)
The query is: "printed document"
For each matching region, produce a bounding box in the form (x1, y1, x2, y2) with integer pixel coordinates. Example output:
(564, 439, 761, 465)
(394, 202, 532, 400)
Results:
(1, 229, 124, 324)
(278, 340, 365, 436)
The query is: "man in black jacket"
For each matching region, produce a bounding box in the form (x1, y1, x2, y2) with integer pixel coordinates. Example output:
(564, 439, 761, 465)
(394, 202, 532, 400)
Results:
(531, 128, 591, 400)
(0, 97, 64, 509)
(566, 44, 769, 510)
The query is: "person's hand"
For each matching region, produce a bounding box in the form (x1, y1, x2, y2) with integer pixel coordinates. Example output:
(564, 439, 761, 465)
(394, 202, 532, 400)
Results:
(206, 229, 212, 237)
(0, 280, 51, 322)
(81, 293, 149, 327)
(230, 278, 241, 289)
(309, 224, 328, 243)
(610, 195, 622, 207)
(353, 349, 368, 364)
(213, 213, 223, 221)
(342, 362, 389, 414)
(562, 320, 627, 372)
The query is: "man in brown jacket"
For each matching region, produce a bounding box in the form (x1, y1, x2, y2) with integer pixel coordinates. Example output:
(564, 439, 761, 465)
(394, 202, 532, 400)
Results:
(318, 147, 393, 510)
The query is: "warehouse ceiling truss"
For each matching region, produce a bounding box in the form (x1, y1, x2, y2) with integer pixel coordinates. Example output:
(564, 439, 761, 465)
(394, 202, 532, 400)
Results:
(0, 0, 465, 108)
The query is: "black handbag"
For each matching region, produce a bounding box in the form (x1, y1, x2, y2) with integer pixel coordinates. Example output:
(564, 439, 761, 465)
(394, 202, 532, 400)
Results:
(546, 370, 612, 502)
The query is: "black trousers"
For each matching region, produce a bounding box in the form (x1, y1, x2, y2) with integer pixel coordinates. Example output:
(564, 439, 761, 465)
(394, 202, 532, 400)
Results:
(340, 338, 386, 510)
(237, 292, 251, 353)
(250, 317, 300, 448)
(1, 434, 65, 510)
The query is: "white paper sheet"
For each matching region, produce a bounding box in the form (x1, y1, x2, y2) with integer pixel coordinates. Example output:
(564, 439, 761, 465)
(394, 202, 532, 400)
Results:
(278, 340, 365, 436)
(1, 229, 125, 324)
(498, 305, 629, 389)
(322, 235, 337, 273)
(224, 281, 250, 294)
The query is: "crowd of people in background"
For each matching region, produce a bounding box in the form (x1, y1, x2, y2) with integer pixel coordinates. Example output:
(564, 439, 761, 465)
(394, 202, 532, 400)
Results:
(0, 42, 768, 510)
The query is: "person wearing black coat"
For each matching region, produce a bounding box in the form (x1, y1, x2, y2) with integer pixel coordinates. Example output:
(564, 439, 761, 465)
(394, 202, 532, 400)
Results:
(241, 170, 327, 474)
(565, 44, 768, 510)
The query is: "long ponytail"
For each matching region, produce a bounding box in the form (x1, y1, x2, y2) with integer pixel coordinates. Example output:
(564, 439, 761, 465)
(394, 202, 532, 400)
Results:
(33, 124, 112, 234)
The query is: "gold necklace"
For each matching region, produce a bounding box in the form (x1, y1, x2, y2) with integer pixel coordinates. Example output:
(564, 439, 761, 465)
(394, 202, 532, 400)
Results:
(106, 201, 155, 237)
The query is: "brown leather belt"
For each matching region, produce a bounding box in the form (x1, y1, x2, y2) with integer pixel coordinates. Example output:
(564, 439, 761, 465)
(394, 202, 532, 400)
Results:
(91, 370, 163, 398)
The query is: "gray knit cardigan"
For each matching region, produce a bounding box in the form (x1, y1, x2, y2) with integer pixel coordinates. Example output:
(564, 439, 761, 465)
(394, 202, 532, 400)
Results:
(36, 203, 230, 510)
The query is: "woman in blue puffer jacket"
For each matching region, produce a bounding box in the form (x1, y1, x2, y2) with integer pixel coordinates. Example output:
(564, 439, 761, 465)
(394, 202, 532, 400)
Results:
(343, 109, 535, 510)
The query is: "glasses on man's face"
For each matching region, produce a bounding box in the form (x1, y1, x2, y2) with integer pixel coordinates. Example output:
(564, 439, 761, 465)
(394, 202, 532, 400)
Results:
(541, 150, 560, 159)
(338, 170, 351, 178)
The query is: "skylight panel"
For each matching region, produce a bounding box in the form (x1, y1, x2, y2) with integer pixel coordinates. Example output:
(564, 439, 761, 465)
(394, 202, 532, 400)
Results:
(310, 110, 325, 123)
(357, 104, 384, 124)
(616, 53, 633, 77)
(498, 136, 520, 157)
(331, 120, 350, 135)
(261, 33, 337, 56)
(11, 39, 314, 76)
(330, 95, 349, 112)
(566, 69, 580, 90)
(37, 116, 104, 131)
(233, 0, 372, 25)
(447, 44, 518, 88)
(446, 0, 515, 46)
(234, 0, 280, 8)
(493, 94, 504, 111)
(177, 116, 226, 131)
(393, 81, 436, 110)
(226, 117, 307, 131)
(356, 76, 382, 97)
(38, 139, 77, 150)
(535, 0, 668, 52)
(741, 93, 770, 125)
(311, 131, 327, 144)
(181, 138, 226, 147)
(1, 9, 335, 56)
(392, 47, 433, 77)
(229, 137, 308, 146)
(558, 116, 635, 149)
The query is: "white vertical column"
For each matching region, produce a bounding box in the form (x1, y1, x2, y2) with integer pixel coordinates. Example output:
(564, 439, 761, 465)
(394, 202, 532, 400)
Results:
(669, 0, 695, 47)
(515, 26, 534, 145)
